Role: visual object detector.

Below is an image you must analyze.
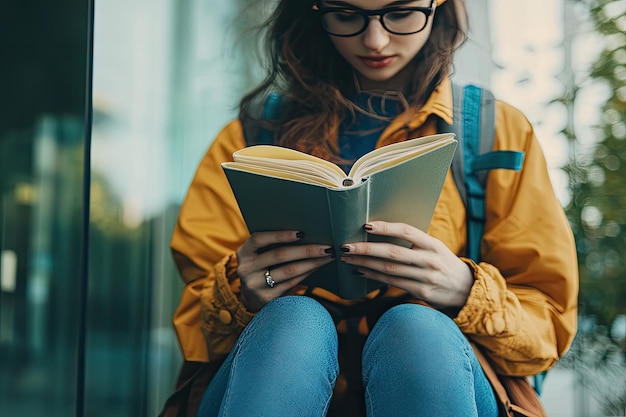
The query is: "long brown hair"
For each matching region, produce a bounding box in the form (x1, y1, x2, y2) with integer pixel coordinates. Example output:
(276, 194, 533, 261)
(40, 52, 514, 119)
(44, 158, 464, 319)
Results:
(239, 0, 468, 162)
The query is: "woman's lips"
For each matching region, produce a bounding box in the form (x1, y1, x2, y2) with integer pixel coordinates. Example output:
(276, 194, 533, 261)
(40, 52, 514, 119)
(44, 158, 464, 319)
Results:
(359, 55, 395, 68)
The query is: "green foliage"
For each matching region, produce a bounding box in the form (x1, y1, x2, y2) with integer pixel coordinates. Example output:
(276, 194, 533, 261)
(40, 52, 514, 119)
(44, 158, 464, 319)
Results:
(564, 0, 626, 347)
(561, 4, 626, 413)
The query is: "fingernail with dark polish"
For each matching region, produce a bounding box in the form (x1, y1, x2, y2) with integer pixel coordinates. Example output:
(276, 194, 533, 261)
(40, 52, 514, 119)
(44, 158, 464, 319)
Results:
(340, 245, 352, 252)
(296, 231, 305, 238)
(364, 223, 373, 231)
(324, 247, 335, 254)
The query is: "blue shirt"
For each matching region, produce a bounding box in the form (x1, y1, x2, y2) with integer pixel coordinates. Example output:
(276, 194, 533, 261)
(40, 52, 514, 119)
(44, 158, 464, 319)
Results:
(338, 93, 403, 173)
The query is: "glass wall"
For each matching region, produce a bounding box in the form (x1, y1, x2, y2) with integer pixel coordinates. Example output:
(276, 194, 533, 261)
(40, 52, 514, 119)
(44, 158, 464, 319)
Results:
(84, 0, 268, 415)
(0, 0, 89, 414)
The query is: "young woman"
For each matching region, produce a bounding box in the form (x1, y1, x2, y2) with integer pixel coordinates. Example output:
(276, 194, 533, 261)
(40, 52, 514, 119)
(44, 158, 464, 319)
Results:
(162, 0, 578, 416)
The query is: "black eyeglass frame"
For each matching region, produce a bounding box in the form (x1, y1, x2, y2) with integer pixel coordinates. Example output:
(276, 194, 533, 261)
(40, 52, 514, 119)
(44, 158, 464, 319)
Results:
(312, 1, 437, 37)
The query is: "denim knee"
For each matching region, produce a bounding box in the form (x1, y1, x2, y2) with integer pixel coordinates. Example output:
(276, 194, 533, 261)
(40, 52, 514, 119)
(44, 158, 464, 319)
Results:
(367, 303, 464, 347)
(252, 296, 339, 366)
(198, 296, 340, 417)
(362, 303, 470, 378)
(258, 296, 337, 336)
(361, 304, 498, 417)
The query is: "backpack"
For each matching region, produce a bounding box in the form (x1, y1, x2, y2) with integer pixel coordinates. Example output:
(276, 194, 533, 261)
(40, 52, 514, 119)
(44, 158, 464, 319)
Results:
(441, 84, 546, 398)
(242, 85, 551, 396)
(440, 84, 525, 262)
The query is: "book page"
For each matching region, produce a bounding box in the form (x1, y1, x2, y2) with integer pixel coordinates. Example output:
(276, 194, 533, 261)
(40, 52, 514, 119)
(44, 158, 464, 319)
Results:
(232, 145, 346, 182)
(222, 163, 339, 187)
(349, 133, 456, 182)
(232, 157, 340, 183)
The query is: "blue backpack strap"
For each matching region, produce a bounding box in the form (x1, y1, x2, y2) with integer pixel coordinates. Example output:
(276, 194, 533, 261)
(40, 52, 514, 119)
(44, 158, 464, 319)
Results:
(447, 84, 548, 393)
(446, 84, 524, 262)
(243, 92, 282, 146)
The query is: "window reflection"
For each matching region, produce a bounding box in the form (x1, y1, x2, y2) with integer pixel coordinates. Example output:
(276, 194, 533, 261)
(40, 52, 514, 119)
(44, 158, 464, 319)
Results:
(84, 0, 267, 414)
(0, 117, 85, 416)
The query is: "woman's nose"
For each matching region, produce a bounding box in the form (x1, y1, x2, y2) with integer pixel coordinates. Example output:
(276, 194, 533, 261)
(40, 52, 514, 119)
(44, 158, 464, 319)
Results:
(362, 17, 390, 52)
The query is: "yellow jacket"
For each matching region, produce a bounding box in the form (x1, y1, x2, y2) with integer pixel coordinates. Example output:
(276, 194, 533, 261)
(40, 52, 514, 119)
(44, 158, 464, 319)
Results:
(170, 79, 578, 377)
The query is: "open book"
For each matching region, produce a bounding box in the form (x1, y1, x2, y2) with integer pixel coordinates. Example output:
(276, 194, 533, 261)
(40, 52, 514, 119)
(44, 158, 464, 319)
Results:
(222, 133, 457, 299)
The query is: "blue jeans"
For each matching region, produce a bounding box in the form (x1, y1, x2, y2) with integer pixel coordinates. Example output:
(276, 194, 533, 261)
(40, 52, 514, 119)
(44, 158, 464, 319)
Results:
(196, 296, 499, 417)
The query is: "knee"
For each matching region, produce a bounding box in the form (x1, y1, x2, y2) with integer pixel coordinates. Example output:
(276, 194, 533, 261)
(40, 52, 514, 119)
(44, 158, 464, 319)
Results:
(262, 296, 335, 328)
(367, 304, 464, 350)
(363, 304, 471, 380)
(259, 296, 338, 351)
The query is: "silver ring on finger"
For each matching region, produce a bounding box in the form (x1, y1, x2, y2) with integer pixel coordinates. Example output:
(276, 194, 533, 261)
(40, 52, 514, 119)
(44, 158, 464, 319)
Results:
(264, 269, 276, 288)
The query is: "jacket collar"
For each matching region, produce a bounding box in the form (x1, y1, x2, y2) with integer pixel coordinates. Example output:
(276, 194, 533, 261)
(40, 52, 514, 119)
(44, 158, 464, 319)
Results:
(424, 77, 453, 126)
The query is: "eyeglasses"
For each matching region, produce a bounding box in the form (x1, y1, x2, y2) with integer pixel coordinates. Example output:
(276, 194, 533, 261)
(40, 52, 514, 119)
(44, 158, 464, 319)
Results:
(312, 1, 436, 37)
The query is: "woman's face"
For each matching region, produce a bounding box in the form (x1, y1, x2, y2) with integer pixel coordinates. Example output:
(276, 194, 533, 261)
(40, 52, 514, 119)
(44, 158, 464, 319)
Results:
(322, 0, 436, 91)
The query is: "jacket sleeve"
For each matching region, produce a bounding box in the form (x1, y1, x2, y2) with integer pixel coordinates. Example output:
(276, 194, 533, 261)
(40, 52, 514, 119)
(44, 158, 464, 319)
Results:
(453, 101, 578, 377)
(170, 120, 256, 363)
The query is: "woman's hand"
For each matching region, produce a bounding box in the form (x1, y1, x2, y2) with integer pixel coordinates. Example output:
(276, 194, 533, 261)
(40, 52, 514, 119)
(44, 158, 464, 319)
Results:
(340, 221, 474, 310)
(236, 231, 334, 312)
